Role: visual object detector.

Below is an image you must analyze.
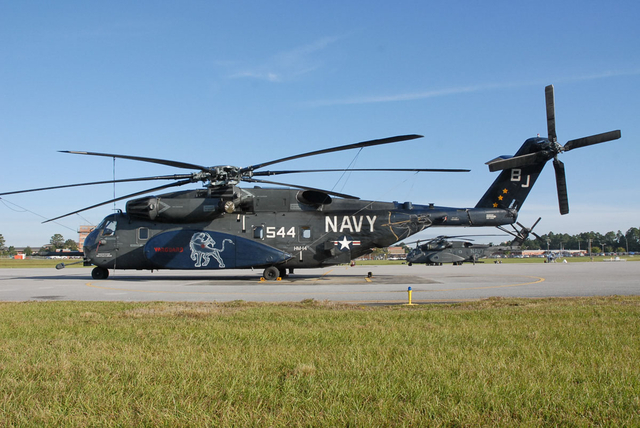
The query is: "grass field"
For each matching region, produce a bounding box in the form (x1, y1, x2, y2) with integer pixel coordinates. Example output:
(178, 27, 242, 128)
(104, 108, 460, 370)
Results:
(1, 297, 639, 426)
(0, 258, 88, 269)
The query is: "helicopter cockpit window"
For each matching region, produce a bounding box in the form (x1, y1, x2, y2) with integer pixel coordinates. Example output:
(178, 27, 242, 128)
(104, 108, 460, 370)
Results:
(253, 226, 264, 240)
(101, 219, 117, 237)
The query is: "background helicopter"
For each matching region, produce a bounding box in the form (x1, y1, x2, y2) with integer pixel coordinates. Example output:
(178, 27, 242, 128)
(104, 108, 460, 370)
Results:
(0, 85, 621, 280)
(406, 218, 543, 265)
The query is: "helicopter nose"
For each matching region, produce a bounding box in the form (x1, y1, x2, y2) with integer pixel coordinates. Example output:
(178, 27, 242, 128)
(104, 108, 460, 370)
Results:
(82, 229, 100, 256)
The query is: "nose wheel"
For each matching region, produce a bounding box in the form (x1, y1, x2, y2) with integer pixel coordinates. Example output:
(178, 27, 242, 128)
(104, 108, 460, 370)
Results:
(91, 267, 110, 279)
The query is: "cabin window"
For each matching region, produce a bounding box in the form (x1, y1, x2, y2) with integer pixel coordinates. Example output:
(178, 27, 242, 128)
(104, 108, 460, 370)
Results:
(138, 227, 149, 240)
(300, 226, 311, 240)
(253, 226, 264, 239)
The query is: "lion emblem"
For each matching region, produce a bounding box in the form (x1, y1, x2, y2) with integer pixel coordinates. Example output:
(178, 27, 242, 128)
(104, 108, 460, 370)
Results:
(189, 232, 234, 268)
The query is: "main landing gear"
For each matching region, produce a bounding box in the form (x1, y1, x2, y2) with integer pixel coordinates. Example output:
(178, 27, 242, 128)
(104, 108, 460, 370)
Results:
(263, 266, 279, 281)
(262, 266, 291, 281)
(91, 267, 109, 279)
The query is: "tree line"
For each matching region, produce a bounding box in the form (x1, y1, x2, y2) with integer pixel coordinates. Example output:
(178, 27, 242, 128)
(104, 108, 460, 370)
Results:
(0, 233, 78, 256)
(506, 227, 640, 253)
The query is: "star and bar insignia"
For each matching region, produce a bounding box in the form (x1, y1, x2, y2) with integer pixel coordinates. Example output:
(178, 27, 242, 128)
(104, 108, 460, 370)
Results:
(333, 235, 361, 251)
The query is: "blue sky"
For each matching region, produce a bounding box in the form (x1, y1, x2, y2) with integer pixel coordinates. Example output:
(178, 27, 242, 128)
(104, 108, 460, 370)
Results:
(1, 1, 639, 247)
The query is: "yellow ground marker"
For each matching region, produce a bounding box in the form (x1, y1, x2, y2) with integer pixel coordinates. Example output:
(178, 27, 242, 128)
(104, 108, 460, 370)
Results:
(404, 286, 416, 306)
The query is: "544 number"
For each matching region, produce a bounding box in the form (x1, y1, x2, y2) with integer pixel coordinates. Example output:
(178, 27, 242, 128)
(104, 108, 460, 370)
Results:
(265, 226, 296, 239)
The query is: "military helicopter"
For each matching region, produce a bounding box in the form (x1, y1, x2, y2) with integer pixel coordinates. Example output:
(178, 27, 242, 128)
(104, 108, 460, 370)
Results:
(405, 236, 503, 266)
(405, 218, 543, 265)
(0, 85, 621, 280)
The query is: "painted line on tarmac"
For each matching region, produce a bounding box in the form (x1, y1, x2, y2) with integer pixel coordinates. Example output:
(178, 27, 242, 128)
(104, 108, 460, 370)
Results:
(85, 281, 379, 295)
(85, 274, 544, 297)
(414, 275, 545, 292)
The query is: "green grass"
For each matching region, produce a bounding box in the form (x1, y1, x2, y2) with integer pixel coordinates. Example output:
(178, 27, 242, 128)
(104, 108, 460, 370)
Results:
(1, 297, 639, 426)
(0, 258, 88, 268)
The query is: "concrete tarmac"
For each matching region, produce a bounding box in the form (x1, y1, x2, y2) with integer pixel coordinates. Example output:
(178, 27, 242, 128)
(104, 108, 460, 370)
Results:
(1, 261, 638, 304)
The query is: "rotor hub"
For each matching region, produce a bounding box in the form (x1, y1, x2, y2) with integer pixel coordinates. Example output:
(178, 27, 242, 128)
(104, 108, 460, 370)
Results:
(209, 165, 242, 186)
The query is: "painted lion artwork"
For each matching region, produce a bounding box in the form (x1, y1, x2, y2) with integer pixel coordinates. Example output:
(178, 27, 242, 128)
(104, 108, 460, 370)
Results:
(189, 232, 234, 268)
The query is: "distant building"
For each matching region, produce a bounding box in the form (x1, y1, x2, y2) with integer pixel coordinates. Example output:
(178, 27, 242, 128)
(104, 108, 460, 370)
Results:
(355, 246, 408, 261)
(78, 225, 96, 252)
(387, 246, 406, 260)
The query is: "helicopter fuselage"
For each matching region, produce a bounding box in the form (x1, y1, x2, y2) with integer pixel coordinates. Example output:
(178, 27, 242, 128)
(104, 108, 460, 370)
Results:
(82, 187, 517, 276)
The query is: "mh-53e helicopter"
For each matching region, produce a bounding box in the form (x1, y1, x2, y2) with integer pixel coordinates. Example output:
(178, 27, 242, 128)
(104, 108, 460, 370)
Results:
(405, 218, 543, 266)
(0, 85, 621, 280)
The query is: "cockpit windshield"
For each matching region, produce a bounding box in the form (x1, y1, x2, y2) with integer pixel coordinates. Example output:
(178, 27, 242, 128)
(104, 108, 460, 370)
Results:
(97, 216, 118, 237)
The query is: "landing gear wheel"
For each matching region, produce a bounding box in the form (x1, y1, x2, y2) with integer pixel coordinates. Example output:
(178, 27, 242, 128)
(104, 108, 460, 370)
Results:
(263, 266, 279, 281)
(91, 267, 109, 280)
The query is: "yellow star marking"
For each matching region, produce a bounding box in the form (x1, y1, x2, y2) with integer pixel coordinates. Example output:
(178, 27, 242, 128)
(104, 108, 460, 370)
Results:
(502, 188, 508, 194)
(498, 195, 504, 201)
(493, 203, 498, 208)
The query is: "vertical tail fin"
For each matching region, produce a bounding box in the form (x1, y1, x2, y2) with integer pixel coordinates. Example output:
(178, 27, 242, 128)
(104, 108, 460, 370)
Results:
(475, 139, 548, 212)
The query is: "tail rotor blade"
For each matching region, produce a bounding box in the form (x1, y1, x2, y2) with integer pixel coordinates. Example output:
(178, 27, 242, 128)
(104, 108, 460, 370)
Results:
(564, 130, 621, 151)
(545, 85, 557, 143)
(553, 159, 569, 215)
(530, 216, 542, 231)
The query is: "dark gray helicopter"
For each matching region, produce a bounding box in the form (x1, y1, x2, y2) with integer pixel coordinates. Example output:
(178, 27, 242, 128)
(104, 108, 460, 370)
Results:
(406, 236, 501, 266)
(0, 85, 620, 280)
(406, 218, 543, 265)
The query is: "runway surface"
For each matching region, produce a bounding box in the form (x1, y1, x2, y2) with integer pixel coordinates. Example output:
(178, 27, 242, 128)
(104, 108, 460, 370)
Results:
(1, 261, 638, 304)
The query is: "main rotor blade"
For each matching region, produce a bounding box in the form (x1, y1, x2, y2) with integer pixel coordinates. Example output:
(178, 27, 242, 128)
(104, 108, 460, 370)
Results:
(405, 234, 506, 245)
(553, 159, 569, 215)
(437, 234, 505, 239)
(545, 85, 557, 143)
(43, 179, 193, 223)
(243, 177, 360, 200)
(486, 152, 550, 172)
(251, 167, 470, 176)
(0, 174, 194, 196)
(60, 151, 210, 171)
(241, 134, 423, 173)
(563, 130, 621, 151)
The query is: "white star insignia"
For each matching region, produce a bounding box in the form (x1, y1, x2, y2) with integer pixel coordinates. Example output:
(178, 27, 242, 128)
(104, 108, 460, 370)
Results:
(337, 236, 352, 250)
